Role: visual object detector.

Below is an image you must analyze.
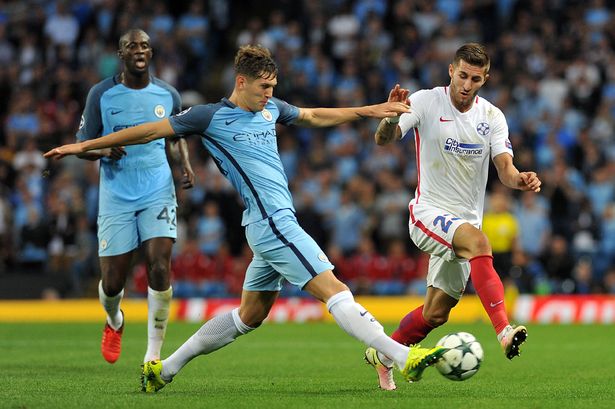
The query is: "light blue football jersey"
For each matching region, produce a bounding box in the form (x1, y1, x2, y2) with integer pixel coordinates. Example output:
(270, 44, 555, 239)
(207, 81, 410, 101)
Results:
(77, 75, 181, 216)
(169, 97, 299, 226)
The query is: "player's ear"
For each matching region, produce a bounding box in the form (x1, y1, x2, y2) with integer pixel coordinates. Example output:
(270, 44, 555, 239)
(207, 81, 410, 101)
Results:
(448, 63, 454, 78)
(236, 75, 246, 89)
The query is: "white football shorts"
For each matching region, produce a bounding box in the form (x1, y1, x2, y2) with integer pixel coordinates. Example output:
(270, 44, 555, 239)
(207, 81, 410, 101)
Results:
(408, 202, 471, 299)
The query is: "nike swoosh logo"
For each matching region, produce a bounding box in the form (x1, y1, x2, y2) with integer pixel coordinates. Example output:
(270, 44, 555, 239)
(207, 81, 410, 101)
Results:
(154, 317, 166, 322)
(111, 110, 122, 115)
(439, 116, 453, 122)
(360, 310, 369, 317)
(225, 118, 239, 125)
(490, 300, 504, 307)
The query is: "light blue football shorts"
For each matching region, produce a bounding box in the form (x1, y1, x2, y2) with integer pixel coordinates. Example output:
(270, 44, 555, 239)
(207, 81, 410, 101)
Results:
(243, 209, 334, 291)
(97, 204, 177, 257)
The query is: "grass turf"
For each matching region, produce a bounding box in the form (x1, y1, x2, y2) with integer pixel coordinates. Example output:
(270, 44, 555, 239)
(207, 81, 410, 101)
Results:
(1, 321, 613, 409)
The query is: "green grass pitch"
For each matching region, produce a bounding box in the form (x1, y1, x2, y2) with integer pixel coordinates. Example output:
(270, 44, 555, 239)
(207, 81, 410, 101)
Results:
(1, 322, 614, 409)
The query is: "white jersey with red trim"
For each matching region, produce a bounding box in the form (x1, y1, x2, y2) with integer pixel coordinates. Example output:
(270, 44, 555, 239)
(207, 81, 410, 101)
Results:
(399, 86, 513, 226)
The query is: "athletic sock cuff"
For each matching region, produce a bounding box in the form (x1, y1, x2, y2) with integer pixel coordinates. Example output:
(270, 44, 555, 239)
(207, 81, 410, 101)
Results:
(469, 255, 493, 263)
(231, 308, 255, 335)
(147, 286, 173, 300)
(99, 280, 124, 299)
(326, 290, 354, 312)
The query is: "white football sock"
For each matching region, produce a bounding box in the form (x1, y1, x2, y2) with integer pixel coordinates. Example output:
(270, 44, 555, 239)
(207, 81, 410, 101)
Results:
(161, 308, 254, 381)
(98, 280, 123, 330)
(144, 286, 173, 362)
(326, 291, 409, 369)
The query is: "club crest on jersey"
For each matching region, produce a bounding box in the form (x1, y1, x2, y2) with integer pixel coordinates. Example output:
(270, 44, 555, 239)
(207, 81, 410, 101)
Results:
(261, 108, 272, 121)
(154, 105, 166, 118)
(476, 122, 490, 136)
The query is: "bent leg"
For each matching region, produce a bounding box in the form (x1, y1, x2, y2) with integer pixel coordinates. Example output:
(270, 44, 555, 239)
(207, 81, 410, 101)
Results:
(392, 287, 458, 346)
(453, 223, 509, 334)
(99, 253, 133, 329)
(305, 271, 410, 369)
(161, 290, 276, 381)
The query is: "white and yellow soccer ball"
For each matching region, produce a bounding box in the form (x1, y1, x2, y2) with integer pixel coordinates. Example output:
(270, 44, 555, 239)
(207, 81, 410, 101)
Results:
(435, 332, 484, 381)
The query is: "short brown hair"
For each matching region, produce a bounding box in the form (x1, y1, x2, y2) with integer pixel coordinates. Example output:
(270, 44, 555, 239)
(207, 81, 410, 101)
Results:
(234, 45, 278, 80)
(453, 43, 490, 72)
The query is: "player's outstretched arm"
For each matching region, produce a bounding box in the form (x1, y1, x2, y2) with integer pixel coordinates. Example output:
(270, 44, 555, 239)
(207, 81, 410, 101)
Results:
(493, 153, 542, 192)
(293, 101, 410, 128)
(44, 119, 176, 160)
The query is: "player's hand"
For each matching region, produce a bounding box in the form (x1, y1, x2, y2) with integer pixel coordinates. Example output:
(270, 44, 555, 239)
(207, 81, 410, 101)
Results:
(181, 163, 195, 189)
(371, 101, 411, 118)
(43, 143, 85, 160)
(388, 84, 410, 104)
(517, 171, 541, 192)
(102, 147, 127, 161)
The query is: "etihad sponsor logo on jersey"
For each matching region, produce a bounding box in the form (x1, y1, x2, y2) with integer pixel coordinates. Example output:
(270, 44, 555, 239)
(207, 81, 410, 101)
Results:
(233, 127, 277, 145)
(113, 123, 140, 132)
(443, 138, 484, 156)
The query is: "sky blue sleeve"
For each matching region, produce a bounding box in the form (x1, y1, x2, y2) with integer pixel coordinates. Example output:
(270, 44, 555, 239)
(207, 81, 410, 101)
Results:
(271, 97, 299, 125)
(168, 104, 218, 136)
(75, 82, 106, 142)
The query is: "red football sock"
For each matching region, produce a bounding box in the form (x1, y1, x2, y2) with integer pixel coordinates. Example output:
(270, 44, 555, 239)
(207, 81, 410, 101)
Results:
(470, 255, 509, 334)
(391, 305, 435, 346)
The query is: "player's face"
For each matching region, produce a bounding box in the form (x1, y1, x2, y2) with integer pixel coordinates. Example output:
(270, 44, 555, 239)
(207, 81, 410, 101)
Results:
(448, 60, 489, 112)
(239, 74, 277, 112)
(118, 32, 152, 75)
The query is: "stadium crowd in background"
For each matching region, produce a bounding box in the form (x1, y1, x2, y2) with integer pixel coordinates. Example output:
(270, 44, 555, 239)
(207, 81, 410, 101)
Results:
(0, 0, 614, 299)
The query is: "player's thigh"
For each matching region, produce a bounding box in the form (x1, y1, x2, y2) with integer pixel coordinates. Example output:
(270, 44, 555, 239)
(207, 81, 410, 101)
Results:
(426, 255, 470, 300)
(97, 212, 139, 257)
(408, 203, 468, 262)
(137, 204, 178, 243)
(244, 210, 334, 291)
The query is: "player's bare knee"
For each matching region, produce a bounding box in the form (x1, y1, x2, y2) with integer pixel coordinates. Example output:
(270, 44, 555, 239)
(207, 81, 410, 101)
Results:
(147, 259, 171, 290)
(101, 279, 123, 296)
(466, 231, 491, 257)
(238, 310, 267, 328)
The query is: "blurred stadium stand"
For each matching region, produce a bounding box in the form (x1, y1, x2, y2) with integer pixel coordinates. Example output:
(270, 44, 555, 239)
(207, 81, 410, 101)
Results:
(0, 0, 613, 299)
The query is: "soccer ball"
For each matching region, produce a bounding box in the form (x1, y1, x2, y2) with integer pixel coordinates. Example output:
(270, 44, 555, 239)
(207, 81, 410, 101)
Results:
(435, 332, 484, 381)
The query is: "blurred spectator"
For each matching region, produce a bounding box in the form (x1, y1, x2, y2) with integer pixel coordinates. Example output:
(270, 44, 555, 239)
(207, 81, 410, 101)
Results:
(44, 1, 80, 49)
(482, 191, 519, 278)
(515, 191, 550, 258)
(17, 206, 48, 273)
(196, 200, 226, 257)
(171, 237, 213, 298)
(540, 236, 577, 293)
(69, 214, 97, 297)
